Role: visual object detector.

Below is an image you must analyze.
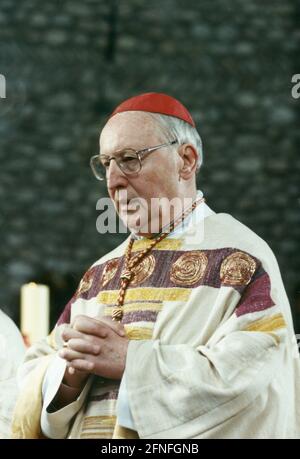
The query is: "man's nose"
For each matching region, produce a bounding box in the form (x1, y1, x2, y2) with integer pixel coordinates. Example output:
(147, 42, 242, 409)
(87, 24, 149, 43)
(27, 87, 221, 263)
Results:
(106, 159, 127, 189)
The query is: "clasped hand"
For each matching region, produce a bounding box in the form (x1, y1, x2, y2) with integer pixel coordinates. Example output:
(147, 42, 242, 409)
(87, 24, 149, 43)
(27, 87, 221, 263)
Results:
(59, 315, 129, 381)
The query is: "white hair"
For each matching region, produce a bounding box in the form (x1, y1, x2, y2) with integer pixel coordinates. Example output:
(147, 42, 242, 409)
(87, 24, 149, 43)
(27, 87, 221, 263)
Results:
(147, 112, 203, 171)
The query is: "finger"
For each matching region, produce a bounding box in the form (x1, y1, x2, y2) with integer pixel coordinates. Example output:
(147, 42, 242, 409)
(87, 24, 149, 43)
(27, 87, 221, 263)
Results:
(62, 326, 84, 342)
(62, 327, 97, 344)
(94, 316, 126, 337)
(67, 338, 101, 355)
(71, 315, 97, 331)
(67, 359, 94, 372)
(59, 348, 86, 362)
(72, 316, 108, 338)
(70, 314, 86, 328)
(67, 366, 88, 376)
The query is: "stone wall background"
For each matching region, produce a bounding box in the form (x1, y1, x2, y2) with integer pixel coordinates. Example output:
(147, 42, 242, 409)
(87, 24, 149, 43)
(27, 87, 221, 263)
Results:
(0, 0, 299, 330)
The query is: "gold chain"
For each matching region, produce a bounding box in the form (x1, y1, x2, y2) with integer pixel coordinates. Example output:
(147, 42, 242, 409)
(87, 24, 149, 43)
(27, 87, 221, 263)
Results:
(112, 196, 205, 321)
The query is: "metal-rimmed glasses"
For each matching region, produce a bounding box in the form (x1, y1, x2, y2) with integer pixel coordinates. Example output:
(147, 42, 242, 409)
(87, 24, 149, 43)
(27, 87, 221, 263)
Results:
(90, 140, 178, 181)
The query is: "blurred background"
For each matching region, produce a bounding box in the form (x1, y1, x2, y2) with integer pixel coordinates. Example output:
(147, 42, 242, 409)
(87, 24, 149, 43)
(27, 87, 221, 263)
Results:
(0, 0, 299, 332)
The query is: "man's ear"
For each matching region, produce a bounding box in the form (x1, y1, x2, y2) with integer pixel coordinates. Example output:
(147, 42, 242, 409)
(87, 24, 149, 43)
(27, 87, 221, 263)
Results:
(178, 144, 198, 180)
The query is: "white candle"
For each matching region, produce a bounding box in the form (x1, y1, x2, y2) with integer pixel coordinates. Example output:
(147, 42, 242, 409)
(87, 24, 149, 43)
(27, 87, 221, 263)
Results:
(21, 283, 50, 346)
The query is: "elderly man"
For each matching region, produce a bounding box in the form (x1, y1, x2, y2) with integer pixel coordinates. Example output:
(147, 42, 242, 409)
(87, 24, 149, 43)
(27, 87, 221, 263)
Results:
(12, 93, 300, 439)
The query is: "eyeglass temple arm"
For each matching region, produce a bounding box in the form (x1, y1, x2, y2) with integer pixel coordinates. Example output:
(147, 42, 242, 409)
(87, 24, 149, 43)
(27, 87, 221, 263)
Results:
(139, 140, 178, 157)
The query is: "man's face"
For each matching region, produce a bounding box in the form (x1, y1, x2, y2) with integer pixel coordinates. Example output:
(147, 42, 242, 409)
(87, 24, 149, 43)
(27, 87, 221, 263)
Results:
(99, 112, 181, 235)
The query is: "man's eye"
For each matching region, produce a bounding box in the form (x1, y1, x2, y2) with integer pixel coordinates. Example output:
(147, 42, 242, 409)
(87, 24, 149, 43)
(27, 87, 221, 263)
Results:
(121, 156, 136, 163)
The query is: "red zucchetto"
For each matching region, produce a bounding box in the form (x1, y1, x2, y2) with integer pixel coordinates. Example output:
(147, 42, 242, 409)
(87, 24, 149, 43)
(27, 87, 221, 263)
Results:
(109, 92, 195, 127)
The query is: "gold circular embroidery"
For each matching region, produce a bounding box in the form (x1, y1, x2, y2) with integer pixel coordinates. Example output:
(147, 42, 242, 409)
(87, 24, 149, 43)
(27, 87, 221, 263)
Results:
(220, 251, 256, 286)
(170, 251, 208, 286)
(130, 254, 155, 285)
(77, 271, 93, 295)
(101, 259, 119, 287)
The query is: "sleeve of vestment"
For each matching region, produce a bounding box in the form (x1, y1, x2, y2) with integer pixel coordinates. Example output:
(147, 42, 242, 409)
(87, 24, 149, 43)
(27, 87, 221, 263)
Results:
(40, 355, 92, 439)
